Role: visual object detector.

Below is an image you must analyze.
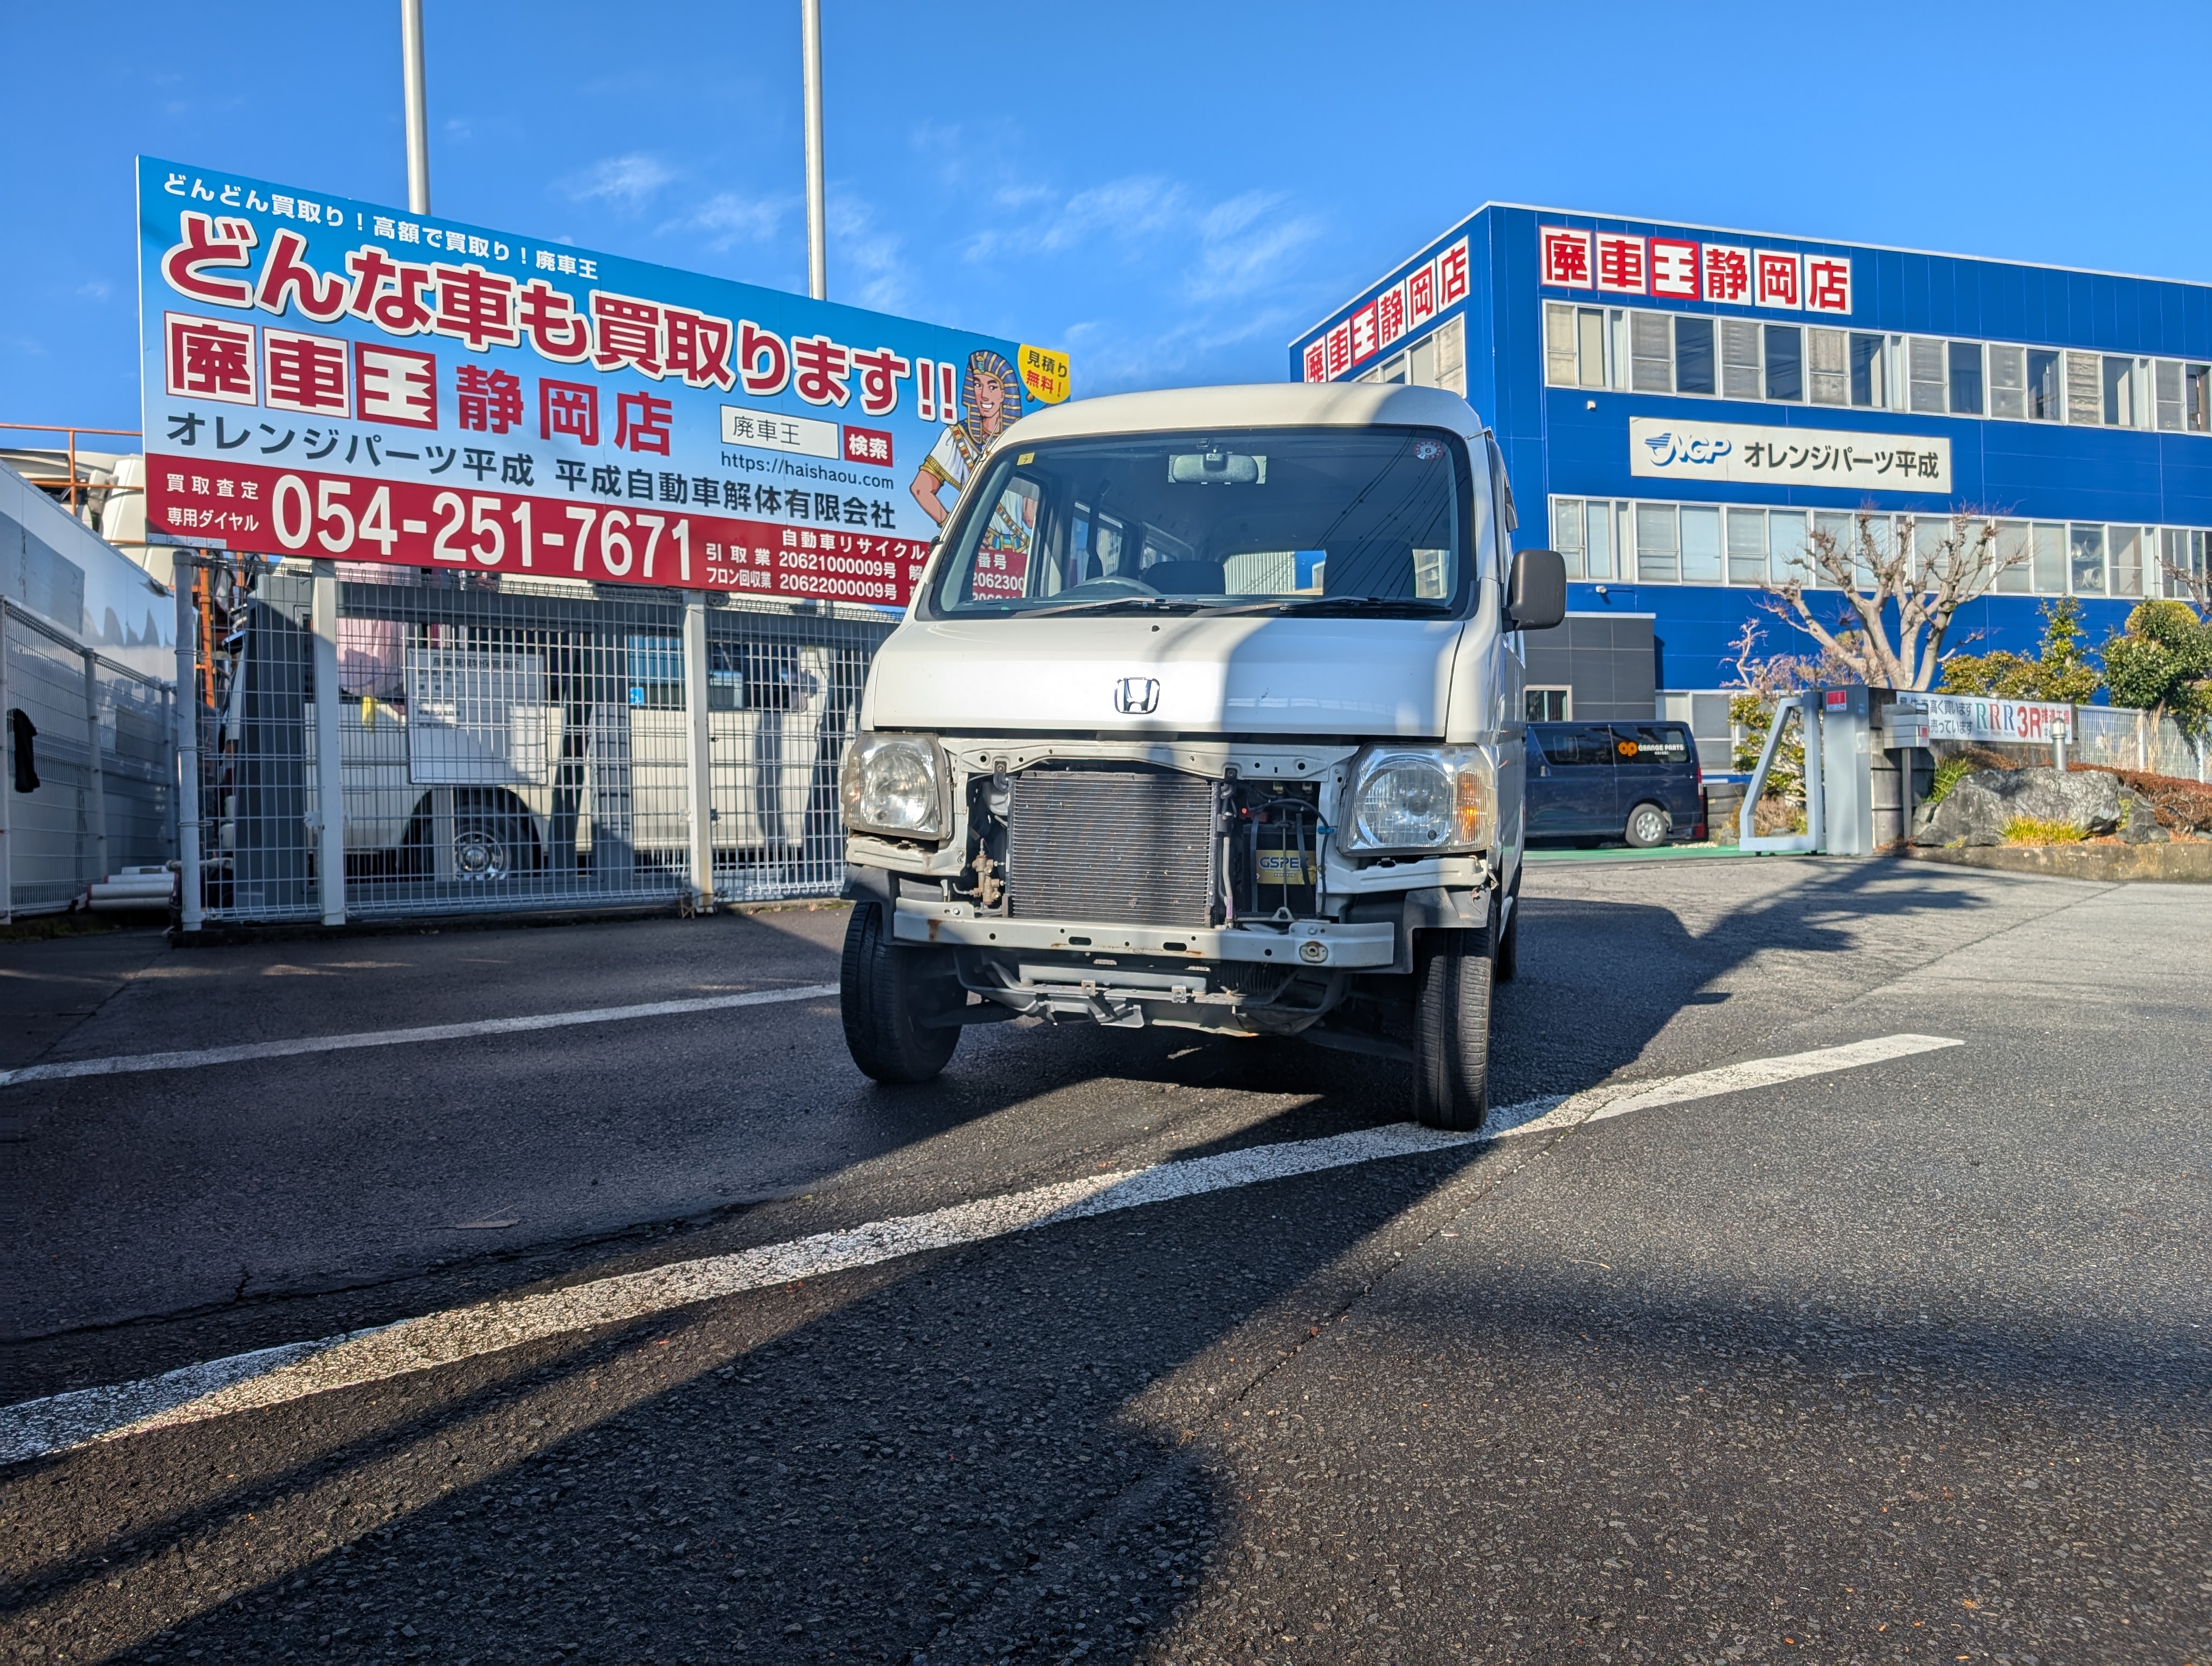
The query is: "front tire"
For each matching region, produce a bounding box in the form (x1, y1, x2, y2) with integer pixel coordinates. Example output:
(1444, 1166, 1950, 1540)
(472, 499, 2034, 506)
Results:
(840, 901, 960, 1084)
(1411, 928, 1493, 1132)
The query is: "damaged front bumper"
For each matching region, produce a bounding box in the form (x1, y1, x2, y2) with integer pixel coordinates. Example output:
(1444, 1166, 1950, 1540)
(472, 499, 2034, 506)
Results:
(889, 899, 1398, 1034)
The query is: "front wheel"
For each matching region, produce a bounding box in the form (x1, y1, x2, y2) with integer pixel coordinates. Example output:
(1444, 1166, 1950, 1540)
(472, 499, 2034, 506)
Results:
(839, 901, 961, 1084)
(1411, 928, 1493, 1132)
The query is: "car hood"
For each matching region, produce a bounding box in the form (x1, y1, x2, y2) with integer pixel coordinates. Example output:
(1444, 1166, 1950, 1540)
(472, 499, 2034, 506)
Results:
(860, 613, 1465, 737)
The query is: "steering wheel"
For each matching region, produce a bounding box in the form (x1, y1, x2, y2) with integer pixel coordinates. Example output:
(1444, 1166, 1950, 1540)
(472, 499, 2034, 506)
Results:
(1058, 575, 1159, 598)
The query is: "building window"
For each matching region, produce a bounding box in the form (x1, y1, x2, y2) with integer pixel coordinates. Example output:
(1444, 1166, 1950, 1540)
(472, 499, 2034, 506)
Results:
(2031, 522, 2067, 591)
(2154, 360, 2211, 433)
(2111, 526, 2143, 598)
(1808, 329, 1849, 406)
(1725, 507, 1767, 585)
(2162, 528, 2208, 598)
(2069, 524, 2107, 594)
(1947, 342, 1984, 416)
(1992, 521, 2034, 594)
(1526, 687, 1571, 722)
(1767, 511, 1809, 586)
(1908, 337, 1947, 413)
(2102, 356, 2137, 427)
(1674, 316, 1715, 395)
(1989, 344, 2025, 420)
(1811, 510, 1855, 589)
(1551, 497, 2200, 599)
(1849, 332, 1887, 408)
(1679, 505, 1722, 582)
(2066, 351, 2102, 424)
(1636, 502, 1680, 581)
(1545, 302, 1606, 389)
(1552, 497, 1617, 581)
(2026, 349, 2061, 420)
(1630, 312, 1672, 393)
(1763, 324, 1803, 401)
(1720, 321, 1760, 401)
(1430, 314, 1466, 396)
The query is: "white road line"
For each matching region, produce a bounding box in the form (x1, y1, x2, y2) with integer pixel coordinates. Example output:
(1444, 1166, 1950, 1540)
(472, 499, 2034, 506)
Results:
(0, 1031, 1960, 1464)
(0, 984, 842, 1090)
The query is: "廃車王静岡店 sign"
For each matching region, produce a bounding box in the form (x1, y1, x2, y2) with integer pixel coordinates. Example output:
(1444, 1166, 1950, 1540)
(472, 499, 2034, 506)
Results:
(139, 157, 1071, 604)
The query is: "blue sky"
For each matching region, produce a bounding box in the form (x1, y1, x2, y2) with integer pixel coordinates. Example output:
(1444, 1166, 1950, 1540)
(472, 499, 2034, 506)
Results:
(5, 0, 2208, 435)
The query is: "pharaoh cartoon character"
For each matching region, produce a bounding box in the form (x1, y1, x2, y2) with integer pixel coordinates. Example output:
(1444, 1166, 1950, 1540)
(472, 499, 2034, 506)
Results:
(909, 350, 1029, 555)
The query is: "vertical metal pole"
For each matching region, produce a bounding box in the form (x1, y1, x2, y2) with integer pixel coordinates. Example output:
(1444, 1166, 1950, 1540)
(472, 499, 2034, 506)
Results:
(82, 649, 108, 889)
(1801, 692, 1825, 855)
(683, 597, 715, 912)
(311, 559, 347, 926)
(801, 0, 827, 300)
(401, 0, 432, 215)
(175, 560, 203, 932)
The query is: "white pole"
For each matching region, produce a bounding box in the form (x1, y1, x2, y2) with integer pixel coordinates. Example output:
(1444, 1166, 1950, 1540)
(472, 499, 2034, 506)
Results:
(401, 0, 432, 215)
(683, 597, 715, 913)
(311, 560, 347, 927)
(801, 0, 827, 300)
(175, 560, 203, 932)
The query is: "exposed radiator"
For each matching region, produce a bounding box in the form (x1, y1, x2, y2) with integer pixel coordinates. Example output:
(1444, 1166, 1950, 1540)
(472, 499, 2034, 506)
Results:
(1007, 766, 1218, 928)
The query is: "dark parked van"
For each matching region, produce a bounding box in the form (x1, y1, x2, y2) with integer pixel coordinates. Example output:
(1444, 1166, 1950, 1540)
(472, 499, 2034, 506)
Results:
(1527, 722, 1705, 848)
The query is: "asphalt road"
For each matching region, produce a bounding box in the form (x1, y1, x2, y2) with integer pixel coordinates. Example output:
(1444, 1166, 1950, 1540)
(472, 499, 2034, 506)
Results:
(1, 858, 2206, 1666)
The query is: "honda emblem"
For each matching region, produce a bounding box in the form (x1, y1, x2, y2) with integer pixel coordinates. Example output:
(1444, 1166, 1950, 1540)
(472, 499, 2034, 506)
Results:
(1113, 676, 1161, 715)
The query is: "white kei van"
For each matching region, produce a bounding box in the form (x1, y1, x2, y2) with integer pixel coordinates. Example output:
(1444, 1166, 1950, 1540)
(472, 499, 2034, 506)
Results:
(835, 382, 1565, 1130)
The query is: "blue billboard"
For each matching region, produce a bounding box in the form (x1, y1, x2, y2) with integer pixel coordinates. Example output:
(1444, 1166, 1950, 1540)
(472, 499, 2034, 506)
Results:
(138, 156, 1070, 605)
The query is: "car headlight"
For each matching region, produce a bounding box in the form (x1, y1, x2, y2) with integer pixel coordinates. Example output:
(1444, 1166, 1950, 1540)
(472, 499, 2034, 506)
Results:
(841, 732, 949, 839)
(1340, 746, 1496, 855)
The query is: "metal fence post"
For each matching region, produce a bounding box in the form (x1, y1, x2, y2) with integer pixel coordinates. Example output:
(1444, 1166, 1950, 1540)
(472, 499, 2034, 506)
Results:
(175, 559, 202, 932)
(1, 605, 11, 925)
(81, 648, 108, 892)
(683, 595, 714, 911)
(311, 559, 346, 926)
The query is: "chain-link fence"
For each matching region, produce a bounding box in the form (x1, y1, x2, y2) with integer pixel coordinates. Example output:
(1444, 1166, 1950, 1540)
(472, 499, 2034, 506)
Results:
(179, 557, 896, 926)
(3, 599, 176, 916)
(2067, 704, 2207, 780)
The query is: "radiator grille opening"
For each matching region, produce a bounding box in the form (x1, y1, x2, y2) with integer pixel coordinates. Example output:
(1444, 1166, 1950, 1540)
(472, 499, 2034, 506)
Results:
(1007, 765, 1217, 928)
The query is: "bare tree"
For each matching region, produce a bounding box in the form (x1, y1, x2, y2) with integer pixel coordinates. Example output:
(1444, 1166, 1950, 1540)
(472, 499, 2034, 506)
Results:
(2159, 536, 2210, 618)
(1760, 508, 2025, 690)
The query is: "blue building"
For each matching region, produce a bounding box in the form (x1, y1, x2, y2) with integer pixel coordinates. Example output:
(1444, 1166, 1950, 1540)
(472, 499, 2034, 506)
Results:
(1290, 206, 2212, 755)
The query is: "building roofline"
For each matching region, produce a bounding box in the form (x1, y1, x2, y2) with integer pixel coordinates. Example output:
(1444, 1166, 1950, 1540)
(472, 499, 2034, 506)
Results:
(1291, 201, 2212, 347)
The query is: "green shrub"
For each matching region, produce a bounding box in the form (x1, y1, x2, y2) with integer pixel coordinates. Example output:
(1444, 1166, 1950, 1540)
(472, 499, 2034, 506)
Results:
(2001, 817, 2088, 845)
(1925, 754, 1978, 806)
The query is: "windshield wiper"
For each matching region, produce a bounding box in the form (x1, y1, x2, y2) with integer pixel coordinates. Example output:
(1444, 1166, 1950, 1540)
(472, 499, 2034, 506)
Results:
(1192, 595, 1451, 618)
(1007, 595, 1207, 618)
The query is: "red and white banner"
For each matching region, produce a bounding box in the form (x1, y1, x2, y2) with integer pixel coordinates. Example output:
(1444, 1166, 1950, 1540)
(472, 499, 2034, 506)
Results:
(147, 456, 929, 601)
(1540, 223, 1850, 315)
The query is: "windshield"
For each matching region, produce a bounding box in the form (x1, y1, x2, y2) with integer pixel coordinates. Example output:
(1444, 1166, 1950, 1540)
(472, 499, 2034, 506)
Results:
(921, 426, 1475, 619)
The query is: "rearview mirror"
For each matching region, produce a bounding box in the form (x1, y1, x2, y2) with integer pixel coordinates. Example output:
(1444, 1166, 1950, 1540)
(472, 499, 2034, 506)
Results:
(1506, 547, 1567, 631)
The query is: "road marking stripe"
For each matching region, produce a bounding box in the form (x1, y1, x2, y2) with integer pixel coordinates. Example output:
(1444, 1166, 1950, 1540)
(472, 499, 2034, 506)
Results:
(0, 984, 843, 1090)
(0, 1031, 1959, 1464)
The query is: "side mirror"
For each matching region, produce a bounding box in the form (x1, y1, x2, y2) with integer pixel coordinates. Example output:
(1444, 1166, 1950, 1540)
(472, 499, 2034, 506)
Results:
(1506, 547, 1567, 631)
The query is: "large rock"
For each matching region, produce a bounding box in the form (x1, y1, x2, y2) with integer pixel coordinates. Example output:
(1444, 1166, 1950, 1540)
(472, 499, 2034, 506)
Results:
(1911, 767, 2123, 848)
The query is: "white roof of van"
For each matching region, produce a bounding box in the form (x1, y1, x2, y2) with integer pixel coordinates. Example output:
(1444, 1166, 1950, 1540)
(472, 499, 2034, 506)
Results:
(1002, 381, 1483, 445)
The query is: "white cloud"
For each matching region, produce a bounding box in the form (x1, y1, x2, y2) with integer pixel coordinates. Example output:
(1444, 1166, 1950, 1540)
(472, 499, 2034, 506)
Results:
(938, 169, 1329, 389)
(674, 191, 789, 252)
(75, 278, 113, 302)
(829, 197, 908, 312)
(1185, 191, 1323, 304)
(564, 153, 674, 209)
